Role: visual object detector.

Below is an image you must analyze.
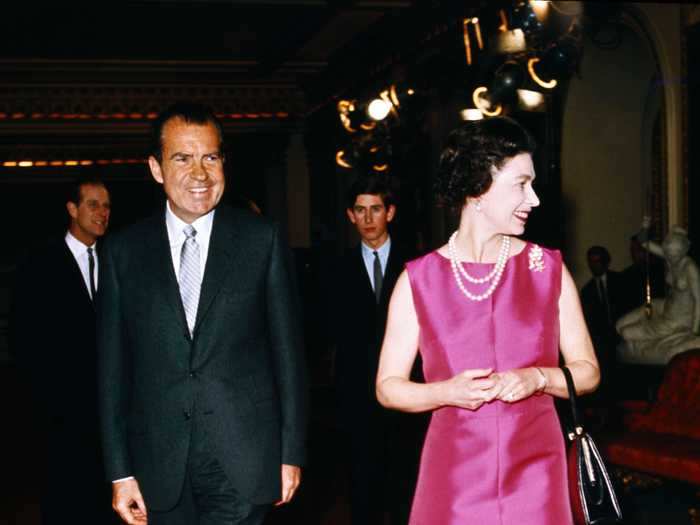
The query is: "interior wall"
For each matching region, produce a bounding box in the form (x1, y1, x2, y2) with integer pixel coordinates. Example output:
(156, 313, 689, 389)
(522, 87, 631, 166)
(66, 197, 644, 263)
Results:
(561, 25, 657, 286)
(632, 3, 683, 228)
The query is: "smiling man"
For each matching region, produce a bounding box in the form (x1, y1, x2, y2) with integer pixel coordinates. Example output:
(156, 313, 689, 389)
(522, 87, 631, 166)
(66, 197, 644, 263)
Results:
(97, 102, 307, 525)
(11, 176, 112, 525)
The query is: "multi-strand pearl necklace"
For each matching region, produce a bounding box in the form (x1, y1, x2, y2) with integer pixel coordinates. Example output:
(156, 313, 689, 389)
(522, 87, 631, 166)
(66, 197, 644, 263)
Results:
(447, 231, 511, 301)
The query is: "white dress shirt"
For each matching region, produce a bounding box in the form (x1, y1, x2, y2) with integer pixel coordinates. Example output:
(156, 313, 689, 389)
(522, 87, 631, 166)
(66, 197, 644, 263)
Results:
(360, 236, 391, 291)
(64, 231, 98, 299)
(165, 201, 215, 279)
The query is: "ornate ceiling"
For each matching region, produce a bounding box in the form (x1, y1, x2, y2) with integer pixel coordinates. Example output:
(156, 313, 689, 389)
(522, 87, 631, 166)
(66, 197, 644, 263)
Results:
(0, 0, 414, 163)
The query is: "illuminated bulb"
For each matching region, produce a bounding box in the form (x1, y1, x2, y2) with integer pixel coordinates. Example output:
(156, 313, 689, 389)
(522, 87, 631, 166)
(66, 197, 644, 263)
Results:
(367, 98, 392, 121)
(517, 89, 545, 111)
(460, 109, 484, 121)
(530, 1, 549, 21)
(494, 29, 526, 54)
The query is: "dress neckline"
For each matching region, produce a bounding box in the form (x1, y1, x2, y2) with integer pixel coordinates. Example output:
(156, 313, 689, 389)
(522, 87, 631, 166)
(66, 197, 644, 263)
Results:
(435, 240, 531, 265)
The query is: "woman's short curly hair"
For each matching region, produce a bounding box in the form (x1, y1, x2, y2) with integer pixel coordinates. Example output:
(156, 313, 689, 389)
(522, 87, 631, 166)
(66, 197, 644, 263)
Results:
(434, 116, 536, 210)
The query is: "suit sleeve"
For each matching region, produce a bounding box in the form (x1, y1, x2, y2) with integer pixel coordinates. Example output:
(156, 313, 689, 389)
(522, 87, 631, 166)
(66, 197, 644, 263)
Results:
(265, 223, 308, 467)
(96, 238, 133, 481)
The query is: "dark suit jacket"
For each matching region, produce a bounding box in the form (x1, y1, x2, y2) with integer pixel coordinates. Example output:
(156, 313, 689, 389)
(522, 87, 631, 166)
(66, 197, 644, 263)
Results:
(11, 236, 112, 523)
(11, 236, 99, 425)
(580, 270, 625, 352)
(97, 205, 307, 509)
(330, 242, 405, 427)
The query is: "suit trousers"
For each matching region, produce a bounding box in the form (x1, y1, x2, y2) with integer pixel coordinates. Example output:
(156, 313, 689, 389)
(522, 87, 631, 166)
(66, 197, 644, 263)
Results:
(148, 413, 270, 525)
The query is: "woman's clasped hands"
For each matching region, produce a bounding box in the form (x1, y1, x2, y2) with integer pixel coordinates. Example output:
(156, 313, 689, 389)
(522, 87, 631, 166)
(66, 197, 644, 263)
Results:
(441, 367, 546, 410)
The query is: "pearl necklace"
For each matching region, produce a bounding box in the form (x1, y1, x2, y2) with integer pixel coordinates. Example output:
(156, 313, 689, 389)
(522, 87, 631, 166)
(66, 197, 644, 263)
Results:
(447, 232, 511, 301)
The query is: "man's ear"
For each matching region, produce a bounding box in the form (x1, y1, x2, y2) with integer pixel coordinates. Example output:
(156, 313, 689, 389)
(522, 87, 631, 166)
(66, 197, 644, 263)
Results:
(386, 204, 396, 223)
(148, 156, 164, 184)
(346, 208, 357, 224)
(66, 201, 78, 220)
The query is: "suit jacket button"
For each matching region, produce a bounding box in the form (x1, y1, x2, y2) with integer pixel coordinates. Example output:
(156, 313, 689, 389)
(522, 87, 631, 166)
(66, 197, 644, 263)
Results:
(184, 410, 191, 420)
(189, 371, 196, 378)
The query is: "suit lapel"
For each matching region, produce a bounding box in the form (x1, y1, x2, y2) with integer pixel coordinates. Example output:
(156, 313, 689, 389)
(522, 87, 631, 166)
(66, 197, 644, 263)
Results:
(59, 240, 94, 307)
(381, 245, 403, 304)
(353, 244, 376, 304)
(148, 215, 190, 334)
(194, 207, 238, 333)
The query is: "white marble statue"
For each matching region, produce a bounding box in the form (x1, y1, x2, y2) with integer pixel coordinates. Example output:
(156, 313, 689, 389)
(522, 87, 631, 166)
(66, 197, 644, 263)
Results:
(616, 224, 700, 365)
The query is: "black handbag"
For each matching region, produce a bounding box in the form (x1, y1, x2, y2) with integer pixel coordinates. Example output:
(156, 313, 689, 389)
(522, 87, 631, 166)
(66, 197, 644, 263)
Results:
(561, 366, 623, 525)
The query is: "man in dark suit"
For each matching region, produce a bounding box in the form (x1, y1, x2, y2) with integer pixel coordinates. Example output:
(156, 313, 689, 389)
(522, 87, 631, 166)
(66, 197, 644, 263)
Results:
(328, 176, 418, 525)
(11, 176, 112, 525)
(98, 103, 307, 525)
(618, 234, 666, 317)
(580, 245, 625, 403)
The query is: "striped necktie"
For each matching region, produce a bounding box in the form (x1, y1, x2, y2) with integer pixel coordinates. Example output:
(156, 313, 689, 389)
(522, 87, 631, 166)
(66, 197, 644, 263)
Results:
(179, 225, 201, 335)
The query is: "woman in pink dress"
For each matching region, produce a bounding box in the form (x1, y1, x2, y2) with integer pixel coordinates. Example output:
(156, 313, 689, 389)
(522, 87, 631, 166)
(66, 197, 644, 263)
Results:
(376, 117, 600, 524)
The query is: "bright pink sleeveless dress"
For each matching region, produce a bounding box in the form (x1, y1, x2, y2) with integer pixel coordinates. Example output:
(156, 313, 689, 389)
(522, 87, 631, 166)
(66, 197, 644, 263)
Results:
(406, 244, 572, 525)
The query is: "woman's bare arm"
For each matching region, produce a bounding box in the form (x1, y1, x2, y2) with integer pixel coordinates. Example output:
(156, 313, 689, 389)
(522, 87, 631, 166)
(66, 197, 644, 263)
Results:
(376, 271, 498, 412)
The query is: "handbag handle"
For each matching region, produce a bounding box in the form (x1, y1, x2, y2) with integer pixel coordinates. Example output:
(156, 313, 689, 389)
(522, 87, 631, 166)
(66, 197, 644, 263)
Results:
(561, 366, 584, 438)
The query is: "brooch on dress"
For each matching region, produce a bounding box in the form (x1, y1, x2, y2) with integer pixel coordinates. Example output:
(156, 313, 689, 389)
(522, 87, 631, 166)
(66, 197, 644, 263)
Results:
(528, 245, 545, 272)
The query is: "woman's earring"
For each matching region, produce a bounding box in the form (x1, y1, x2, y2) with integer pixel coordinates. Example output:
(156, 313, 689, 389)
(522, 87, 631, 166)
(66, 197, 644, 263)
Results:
(475, 200, 482, 212)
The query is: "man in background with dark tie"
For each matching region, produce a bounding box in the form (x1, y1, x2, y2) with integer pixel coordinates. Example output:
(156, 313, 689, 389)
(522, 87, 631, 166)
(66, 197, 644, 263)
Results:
(326, 175, 419, 525)
(11, 176, 112, 525)
(98, 102, 307, 525)
(580, 245, 624, 403)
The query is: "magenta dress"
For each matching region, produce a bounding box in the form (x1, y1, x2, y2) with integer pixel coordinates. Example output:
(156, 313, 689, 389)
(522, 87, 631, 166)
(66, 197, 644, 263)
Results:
(406, 243, 572, 525)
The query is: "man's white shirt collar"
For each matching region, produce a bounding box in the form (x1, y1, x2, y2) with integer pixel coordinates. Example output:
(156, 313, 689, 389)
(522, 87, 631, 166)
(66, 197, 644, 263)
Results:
(165, 201, 215, 246)
(64, 231, 98, 297)
(65, 230, 96, 257)
(164, 202, 215, 279)
(360, 236, 391, 290)
(361, 236, 391, 262)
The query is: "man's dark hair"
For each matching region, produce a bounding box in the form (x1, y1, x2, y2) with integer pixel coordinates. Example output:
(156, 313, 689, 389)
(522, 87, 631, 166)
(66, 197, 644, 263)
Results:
(66, 175, 108, 206)
(345, 175, 396, 209)
(150, 102, 224, 162)
(587, 245, 611, 265)
(434, 116, 536, 210)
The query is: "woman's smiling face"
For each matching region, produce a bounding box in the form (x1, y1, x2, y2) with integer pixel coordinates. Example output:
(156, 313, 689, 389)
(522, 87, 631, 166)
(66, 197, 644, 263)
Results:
(478, 152, 540, 236)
